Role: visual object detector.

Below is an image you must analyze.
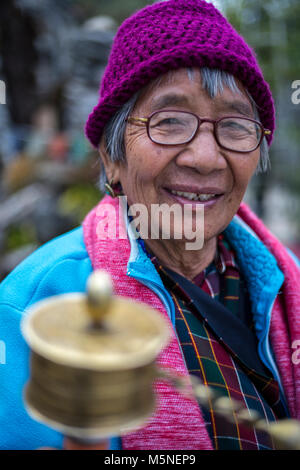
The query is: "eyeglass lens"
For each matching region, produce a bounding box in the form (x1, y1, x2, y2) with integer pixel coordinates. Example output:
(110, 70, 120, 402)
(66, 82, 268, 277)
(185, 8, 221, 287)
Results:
(149, 111, 262, 151)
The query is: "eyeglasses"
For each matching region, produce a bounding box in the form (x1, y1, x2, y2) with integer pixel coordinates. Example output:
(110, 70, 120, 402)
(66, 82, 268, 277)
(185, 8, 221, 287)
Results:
(127, 109, 271, 153)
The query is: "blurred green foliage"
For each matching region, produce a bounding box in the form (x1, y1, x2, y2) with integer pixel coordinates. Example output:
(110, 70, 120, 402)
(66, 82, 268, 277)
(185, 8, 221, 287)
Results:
(223, 0, 300, 227)
(72, 0, 151, 25)
(5, 223, 38, 252)
(222, 0, 300, 85)
(58, 183, 103, 224)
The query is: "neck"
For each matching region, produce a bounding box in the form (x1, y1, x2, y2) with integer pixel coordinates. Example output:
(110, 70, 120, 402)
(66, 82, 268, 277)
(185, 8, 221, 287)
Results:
(144, 236, 218, 281)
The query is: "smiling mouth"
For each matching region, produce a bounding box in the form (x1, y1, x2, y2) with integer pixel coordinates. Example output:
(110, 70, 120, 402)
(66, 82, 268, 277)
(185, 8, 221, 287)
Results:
(166, 189, 224, 202)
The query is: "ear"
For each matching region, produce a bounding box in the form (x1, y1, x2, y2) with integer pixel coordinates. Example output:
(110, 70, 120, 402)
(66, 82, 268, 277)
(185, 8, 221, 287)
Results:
(98, 135, 121, 184)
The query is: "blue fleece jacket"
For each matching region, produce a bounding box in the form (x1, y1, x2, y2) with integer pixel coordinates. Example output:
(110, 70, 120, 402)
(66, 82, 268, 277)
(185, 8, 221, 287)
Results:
(0, 216, 298, 450)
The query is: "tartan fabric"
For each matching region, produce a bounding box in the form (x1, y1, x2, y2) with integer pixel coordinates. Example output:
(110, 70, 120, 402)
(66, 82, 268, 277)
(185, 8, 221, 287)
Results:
(173, 295, 281, 450)
(144, 234, 287, 450)
(193, 233, 250, 323)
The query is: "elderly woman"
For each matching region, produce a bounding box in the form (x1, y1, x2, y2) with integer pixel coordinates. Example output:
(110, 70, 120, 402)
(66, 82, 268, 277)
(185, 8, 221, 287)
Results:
(0, 0, 299, 451)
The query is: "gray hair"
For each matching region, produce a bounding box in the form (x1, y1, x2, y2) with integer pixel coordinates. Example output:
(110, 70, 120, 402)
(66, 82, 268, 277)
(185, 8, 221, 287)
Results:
(99, 67, 270, 192)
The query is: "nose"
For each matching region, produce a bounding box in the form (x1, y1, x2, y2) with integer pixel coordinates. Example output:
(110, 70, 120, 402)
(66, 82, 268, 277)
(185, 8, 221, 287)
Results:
(175, 122, 228, 174)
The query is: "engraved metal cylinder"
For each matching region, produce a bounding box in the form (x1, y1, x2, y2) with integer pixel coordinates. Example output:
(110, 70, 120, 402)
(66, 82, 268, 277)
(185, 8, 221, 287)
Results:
(25, 353, 158, 439)
(22, 272, 171, 440)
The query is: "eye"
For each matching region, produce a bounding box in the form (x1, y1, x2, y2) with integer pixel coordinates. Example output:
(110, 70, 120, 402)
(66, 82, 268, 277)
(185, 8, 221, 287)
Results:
(219, 119, 256, 136)
(222, 120, 247, 130)
(151, 117, 185, 128)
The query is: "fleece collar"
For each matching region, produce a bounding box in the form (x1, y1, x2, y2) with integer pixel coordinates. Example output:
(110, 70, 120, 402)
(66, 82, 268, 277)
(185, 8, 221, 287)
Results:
(125, 199, 284, 326)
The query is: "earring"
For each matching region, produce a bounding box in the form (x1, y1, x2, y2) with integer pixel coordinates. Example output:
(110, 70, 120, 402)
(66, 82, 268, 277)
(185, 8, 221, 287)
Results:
(104, 179, 123, 198)
(105, 179, 117, 198)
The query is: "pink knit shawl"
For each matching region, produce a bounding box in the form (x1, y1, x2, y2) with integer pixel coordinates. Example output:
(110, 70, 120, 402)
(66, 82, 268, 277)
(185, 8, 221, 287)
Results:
(82, 195, 300, 450)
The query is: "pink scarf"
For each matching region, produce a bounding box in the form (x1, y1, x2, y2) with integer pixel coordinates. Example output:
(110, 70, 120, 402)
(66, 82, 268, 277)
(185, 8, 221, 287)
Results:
(83, 195, 300, 450)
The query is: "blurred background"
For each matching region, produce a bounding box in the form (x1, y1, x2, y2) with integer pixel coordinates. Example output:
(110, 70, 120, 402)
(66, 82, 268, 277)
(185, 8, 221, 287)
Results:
(0, 0, 299, 281)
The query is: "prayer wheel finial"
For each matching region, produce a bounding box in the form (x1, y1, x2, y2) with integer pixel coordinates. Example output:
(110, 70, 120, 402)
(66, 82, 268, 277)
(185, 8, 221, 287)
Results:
(86, 270, 113, 326)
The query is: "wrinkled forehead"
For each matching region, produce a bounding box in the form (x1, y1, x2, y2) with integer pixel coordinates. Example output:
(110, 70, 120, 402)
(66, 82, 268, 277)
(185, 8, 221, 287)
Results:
(134, 67, 254, 116)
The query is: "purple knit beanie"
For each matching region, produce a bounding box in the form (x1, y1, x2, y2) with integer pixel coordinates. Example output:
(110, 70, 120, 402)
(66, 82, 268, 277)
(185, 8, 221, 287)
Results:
(85, 0, 275, 149)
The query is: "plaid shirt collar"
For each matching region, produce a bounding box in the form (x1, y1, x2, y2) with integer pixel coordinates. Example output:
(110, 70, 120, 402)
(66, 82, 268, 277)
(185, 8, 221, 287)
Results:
(192, 233, 238, 286)
(139, 233, 237, 276)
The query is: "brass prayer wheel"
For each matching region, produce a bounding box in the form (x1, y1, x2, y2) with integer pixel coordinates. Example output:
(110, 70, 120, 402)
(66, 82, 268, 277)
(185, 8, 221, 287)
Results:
(21, 270, 172, 440)
(22, 270, 300, 449)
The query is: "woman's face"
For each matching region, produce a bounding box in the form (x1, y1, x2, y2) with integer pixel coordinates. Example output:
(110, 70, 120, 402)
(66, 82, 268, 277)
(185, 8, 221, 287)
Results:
(105, 68, 260, 246)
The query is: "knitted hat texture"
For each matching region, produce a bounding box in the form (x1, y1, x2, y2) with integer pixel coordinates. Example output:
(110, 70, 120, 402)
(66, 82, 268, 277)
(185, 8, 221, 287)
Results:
(85, 0, 275, 148)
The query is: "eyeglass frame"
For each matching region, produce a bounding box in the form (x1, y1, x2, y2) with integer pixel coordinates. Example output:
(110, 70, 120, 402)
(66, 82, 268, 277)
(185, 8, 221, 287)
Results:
(126, 109, 271, 153)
